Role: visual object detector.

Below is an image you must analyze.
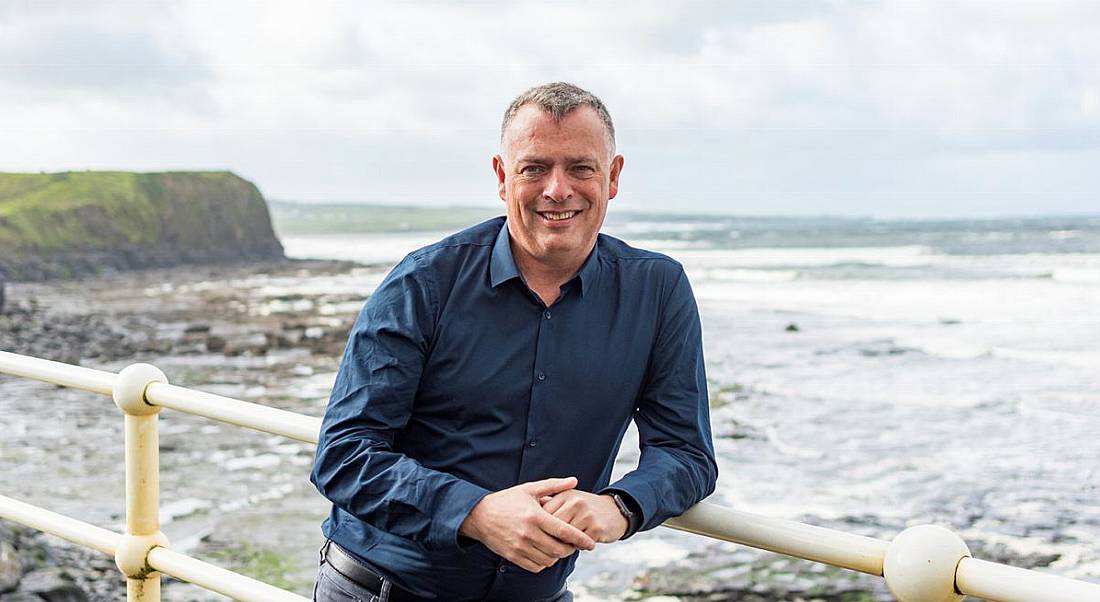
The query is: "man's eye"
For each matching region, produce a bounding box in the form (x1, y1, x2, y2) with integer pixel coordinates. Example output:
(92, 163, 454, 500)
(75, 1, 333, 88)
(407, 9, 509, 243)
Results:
(573, 165, 595, 174)
(520, 166, 544, 175)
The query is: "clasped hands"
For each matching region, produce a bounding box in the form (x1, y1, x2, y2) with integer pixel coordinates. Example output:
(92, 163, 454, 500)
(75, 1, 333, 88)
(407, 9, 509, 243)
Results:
(458, 476, 628, 574)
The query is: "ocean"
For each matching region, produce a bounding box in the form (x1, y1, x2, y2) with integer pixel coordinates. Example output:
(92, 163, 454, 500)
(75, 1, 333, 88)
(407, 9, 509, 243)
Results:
(282, 213, 1100, 597)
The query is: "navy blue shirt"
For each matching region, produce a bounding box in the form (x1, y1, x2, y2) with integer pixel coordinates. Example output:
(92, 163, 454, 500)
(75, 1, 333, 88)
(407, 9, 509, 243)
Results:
(311, 217, 717, 601)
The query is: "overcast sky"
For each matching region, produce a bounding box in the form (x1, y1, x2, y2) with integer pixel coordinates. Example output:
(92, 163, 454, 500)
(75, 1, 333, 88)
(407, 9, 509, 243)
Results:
(2, 1, 1099, 217)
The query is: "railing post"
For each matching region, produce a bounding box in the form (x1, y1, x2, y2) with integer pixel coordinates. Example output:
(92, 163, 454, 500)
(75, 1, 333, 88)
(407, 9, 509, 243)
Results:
(112, 363, 170, 602)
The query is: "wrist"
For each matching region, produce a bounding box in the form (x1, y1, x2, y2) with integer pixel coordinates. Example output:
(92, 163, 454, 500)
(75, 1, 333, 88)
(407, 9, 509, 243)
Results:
(459, 498, 486, 540)
(606, 492, 640, 540)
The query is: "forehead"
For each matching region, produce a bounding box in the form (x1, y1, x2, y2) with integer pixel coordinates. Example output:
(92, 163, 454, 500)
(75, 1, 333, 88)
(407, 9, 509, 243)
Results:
(503, 104, 611, 158)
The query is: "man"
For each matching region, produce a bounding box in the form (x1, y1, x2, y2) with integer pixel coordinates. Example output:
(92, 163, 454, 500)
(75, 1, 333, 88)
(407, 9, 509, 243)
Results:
(311, 82, 717, 602)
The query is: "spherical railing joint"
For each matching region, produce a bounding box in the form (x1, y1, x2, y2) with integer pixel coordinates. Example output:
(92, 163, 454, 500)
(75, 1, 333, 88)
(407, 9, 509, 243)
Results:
(112, 363, 167, 416)
(114, 531, 169, 579)
(884, 524, 970, 602)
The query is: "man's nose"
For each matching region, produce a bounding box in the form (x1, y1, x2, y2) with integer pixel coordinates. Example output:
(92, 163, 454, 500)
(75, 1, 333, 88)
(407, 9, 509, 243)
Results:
(542, 166, 573, 202)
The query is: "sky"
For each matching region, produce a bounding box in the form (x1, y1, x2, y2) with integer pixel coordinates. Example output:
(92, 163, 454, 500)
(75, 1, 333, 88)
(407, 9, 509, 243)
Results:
(1, 1, 1099, 218)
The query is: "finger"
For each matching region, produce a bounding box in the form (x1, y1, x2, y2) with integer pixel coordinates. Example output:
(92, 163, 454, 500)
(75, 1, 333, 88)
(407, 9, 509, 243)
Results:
(538, 495, 553, 505)
(531, 531, 577, 559)
(526, 541, 565, 567)
(551, 502, 579, 525)
(542, 494, 568, 514)
(526, 476, 578, 498)
(512, 555, 545, 574)
(536, 512, 596, 551)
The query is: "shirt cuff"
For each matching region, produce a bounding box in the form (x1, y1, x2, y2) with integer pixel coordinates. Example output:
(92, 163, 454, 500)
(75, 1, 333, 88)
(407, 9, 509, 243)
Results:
(428, 478, 492, 551)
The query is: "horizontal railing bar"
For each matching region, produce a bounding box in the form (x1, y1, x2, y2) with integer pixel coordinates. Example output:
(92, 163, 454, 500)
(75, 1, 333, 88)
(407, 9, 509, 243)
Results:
(6, 351, 1100, 601)
(0, 350, 116, 396)
(956, 556, 1100, 602)
(0, 494, 121, 556)
(0, 495, 310, 601)
(663, 502, 888, 576)
(145, 382, 321, 444)
(147, 546, 310, 602)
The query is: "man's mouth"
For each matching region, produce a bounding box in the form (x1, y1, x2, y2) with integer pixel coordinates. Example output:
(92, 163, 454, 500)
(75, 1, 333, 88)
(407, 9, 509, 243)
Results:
(537, 210, 580, 222)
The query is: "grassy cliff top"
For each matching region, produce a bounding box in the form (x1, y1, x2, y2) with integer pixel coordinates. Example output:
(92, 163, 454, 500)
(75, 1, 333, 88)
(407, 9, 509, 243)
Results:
(0, 171, 239, 217)
(0, 171, 281, 264)
(0, 171, 258, 249)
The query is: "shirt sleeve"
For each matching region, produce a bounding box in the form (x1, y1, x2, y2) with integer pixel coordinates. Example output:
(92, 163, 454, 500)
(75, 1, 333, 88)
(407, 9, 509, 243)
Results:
(310, 253, 491, 552)
(601, 266, 719, 532)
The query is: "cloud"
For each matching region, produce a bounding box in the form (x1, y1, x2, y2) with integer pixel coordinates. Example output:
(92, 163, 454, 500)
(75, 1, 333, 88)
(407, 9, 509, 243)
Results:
(0, 1, 1097, 216)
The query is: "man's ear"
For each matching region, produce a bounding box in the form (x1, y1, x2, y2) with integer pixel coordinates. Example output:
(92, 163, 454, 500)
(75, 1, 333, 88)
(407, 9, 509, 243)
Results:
(608, 155, 625, 200)
(492, 155, 507, 202)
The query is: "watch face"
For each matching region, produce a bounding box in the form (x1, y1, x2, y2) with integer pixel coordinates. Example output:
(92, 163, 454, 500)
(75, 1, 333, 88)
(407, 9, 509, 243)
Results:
(613, 493, 634, 518)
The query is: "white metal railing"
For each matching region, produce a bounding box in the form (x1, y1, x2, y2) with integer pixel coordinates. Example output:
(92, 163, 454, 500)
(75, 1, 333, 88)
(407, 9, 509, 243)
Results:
(1, 350, 1098, 602)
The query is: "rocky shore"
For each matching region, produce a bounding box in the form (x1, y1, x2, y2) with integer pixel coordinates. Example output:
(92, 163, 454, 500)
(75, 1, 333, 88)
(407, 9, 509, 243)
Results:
(1, 258, 367, 601)
(0, 259, 360, 366)
(0, 522, 122, 602)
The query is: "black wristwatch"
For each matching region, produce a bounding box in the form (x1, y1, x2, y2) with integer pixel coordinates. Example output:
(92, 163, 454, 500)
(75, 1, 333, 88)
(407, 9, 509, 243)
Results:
(608, 492, 641, 540)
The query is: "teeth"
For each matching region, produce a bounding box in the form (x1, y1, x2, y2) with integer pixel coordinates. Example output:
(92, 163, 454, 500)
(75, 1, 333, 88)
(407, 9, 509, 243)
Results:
(541, 211, 578, 221)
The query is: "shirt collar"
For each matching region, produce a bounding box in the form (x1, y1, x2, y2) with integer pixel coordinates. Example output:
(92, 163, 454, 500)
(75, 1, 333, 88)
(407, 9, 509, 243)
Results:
(490, 220, 601, 297)
(490, 220, 522, 288)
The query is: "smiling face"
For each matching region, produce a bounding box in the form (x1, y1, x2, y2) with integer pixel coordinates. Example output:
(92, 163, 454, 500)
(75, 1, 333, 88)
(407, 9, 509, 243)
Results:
(493, 104, 624, 271)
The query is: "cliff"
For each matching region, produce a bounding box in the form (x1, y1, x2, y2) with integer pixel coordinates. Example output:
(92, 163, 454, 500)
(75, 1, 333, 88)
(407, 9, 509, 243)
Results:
(0, 171, 284, 280)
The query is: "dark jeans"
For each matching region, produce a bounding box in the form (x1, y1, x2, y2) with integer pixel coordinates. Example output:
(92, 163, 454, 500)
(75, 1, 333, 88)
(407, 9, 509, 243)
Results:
(314, 559, 573, 602)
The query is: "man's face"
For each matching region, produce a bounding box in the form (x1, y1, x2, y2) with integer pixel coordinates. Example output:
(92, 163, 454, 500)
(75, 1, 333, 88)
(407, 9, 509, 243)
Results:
(493, 104, 624, 266)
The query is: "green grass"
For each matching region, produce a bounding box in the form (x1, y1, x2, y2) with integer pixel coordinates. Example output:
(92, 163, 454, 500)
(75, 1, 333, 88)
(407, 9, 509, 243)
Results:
(207, 542, 300, 591)
(0, 170, 258, 252)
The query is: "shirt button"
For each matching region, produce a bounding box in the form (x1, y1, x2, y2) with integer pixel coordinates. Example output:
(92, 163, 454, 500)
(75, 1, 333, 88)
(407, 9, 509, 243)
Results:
(528, 439, 538, 447)
(544, 311, 552, 320)
(498, 565, 507, 573)
(537, 372, 546, 381)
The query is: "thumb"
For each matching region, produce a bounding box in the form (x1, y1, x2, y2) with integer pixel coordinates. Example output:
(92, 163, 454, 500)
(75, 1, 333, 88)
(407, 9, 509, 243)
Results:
(525, 476, 578, 498)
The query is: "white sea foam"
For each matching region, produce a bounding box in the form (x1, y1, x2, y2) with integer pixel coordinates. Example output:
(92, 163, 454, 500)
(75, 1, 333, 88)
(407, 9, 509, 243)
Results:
(1052, 267, 1100, 283)
(224, 453, 283, 471)
(896, 334, 991, 360)
(596, 539, 692, 564)
(764, 426, 825, 459)
(669, 245, 938, 270)
(694, 268, 799, 282)
(993, 347, 1100, 370)
(159, 498, 212, 525)
(611, 221, 729, 234)
(282, 231, 453, 264)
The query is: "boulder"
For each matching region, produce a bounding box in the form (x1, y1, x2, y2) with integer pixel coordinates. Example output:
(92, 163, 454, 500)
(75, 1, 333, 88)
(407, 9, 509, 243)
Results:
(14, 568, 87, 602)
(0, 540, 20, 593)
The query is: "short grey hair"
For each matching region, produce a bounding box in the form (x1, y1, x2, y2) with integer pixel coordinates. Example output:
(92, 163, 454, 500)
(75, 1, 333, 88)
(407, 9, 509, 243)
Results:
(500, 82, 616, 155)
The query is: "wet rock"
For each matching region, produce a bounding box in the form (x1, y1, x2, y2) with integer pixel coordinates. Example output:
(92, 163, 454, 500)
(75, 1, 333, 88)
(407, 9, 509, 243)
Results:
(0, 541, 20, 592)
(225, 333, 271, 356)
(184, 323, 211, 335)
(630, 544, 890, 601)
(0, 592, 45, 601)
(204, 335, 227, 352)
(968, 539, 1060, 569)
(14, 568, 87, 602)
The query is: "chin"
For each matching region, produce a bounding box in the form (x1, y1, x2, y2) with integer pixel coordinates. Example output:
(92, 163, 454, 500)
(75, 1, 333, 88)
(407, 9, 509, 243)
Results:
(539, 235, 590, 256)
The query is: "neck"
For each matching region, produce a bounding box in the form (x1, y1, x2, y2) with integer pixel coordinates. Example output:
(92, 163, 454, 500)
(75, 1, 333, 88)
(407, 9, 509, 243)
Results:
(509, 239, 592, 305)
